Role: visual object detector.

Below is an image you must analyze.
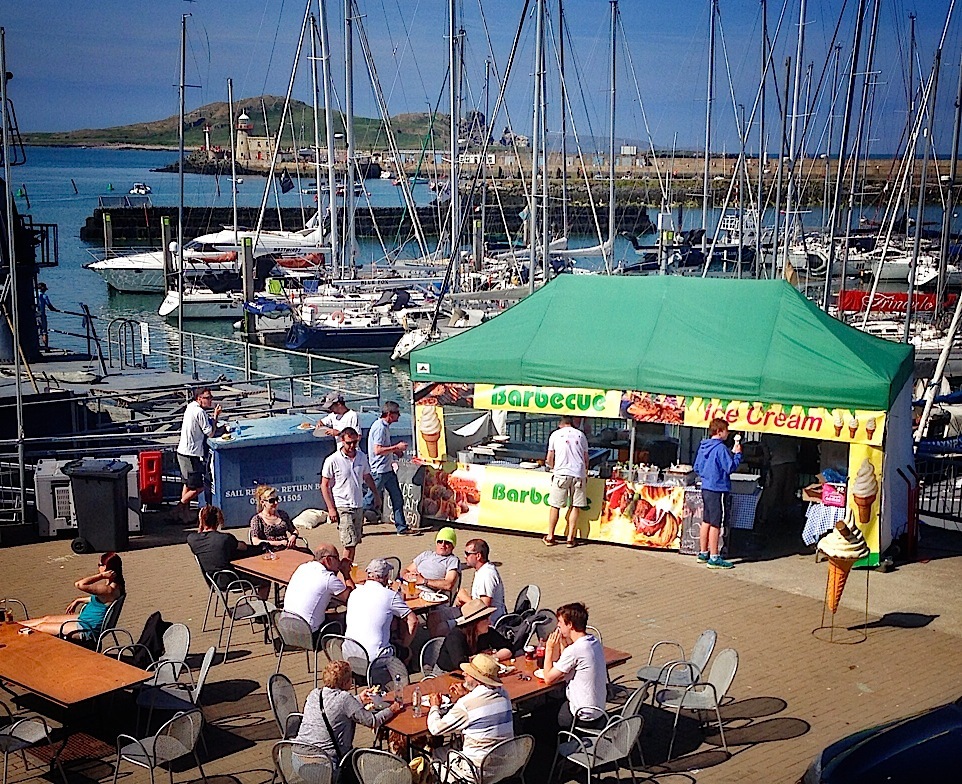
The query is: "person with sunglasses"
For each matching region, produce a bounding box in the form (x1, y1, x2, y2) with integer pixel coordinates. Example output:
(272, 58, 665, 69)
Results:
(321, 427, 380, 565)
(250, 484, 298, 552)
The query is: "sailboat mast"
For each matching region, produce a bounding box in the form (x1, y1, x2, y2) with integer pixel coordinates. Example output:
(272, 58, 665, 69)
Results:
(344, 0, 356, 278)
(228, 79, 238, 250)
(606, 0, 617, 275)
(448, 0, 461, 269)
(177, 13, 187, 372)
(308, 14, 322, 245)
(756, 0, 767, 279)
(780, 0, 806, 277)
(701, 0, 716, 255)
(319, 0, 339, 276)
(772, 57, 790, 278)
(528, 0, 545, 296)
(936, 45, 962, 319)
(559, 0, 569, 239)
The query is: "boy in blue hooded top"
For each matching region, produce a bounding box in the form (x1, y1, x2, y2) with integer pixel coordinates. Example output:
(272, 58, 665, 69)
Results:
(693, 418, 742, 569)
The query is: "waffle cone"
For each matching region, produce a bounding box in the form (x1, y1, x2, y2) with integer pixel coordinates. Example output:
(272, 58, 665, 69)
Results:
(422, 430, 440, 457)
(854, 495, 875, 524)
(826, 557, 855, 614)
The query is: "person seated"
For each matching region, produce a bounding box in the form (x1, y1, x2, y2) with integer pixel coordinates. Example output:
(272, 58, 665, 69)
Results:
(250, 485, 299, 551)
(435, 599, 513, 674)
(283, 544, 355, 637)
(541, 602, 607, 729)
(293, 660, 401, 773)
(22, 552, 125, 638)
(427, 653, 515, 779)
(344, 559, 417, 663)
(455, 538, 506, 623)
(402, 527, 461, 636)
(187, 505, 268, 599)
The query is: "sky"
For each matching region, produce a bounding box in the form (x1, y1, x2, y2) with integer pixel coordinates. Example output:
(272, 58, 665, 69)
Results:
(4, 0, 959, 155)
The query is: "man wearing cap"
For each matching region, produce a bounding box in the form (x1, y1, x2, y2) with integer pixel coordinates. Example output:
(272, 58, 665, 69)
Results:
(283, 543, 355, 637)
(368, 401, 413, 535)
(314, 392, 358, 438)
(344, 558, 417, 662)
(321, 426, 380, 565)
(427, 653, 514, 777)
(436, 598, 512, 673)
(403, 527, 463, 637)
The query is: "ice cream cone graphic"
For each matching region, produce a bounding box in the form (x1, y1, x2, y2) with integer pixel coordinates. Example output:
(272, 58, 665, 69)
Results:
(826, 557, 854, 614)
(833, 411, 844, 437)
(852, 458, 878, 524)
(817, 518, 869, 614)
(847, 415, 859, 439)
(865, 416, 877, 441)
(423, 431, 441, 458)
(418, 406, 443, 459)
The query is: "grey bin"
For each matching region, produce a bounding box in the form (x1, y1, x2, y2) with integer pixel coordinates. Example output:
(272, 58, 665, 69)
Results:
(61, 459, 133, 554)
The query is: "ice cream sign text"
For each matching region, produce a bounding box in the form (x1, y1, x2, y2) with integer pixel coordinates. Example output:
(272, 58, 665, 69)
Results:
(685, 398, 885, 445)
(474, 384, 623, 418)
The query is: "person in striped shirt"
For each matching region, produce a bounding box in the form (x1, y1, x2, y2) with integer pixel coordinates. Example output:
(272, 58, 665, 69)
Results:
(427, 653, 514, 778)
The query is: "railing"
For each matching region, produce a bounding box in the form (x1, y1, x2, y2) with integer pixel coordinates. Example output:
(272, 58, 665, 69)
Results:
(916, 455, 962, 527)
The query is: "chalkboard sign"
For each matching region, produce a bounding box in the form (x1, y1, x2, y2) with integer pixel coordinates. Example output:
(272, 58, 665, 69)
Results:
(679, 488, 703, 556)
(384, 460, 426, 531)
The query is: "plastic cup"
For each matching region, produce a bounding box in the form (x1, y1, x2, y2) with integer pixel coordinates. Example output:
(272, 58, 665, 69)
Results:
(524, 645, 536, 661)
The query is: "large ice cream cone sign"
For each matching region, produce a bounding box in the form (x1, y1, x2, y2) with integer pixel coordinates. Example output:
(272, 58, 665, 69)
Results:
(417, 405, 445, 460)
(816, 516, 869, 613)
(852, 458, 878, 524)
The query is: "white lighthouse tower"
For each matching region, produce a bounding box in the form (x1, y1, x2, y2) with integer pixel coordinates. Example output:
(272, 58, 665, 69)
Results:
(236, 112, 254, 162)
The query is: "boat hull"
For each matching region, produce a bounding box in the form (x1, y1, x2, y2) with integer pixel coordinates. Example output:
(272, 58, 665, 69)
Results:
(285, 322, 405, 352)
(159, 291, 244, 320)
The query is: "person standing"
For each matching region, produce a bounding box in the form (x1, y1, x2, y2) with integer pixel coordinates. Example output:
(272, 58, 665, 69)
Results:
(367, 401, 413, 535)
(283, 544, 355, 637)
(544, 415, 589, 548)
(693, 417, 743, 569)
(314, 392, 359, 439)
(176, 387, 221, 521)
(321, 427, 380, 565)
(36, 282, 59, 349)
(541, 602, 607, 729)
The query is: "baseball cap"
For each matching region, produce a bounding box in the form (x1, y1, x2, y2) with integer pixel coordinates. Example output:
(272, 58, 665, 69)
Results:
(436, 527, 457, 545)
(321, 392, 345, 411)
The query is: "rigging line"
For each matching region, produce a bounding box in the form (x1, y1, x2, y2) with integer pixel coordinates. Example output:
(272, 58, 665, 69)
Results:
(619, 32, 667, 202)
(377, 0, 431, 121)
(551, 11, 602, 176)
(259, 0, 288, 98)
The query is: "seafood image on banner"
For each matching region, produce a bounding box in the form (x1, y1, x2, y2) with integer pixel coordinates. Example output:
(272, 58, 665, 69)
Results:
(621, 391, 686, 424)
(599, 477, 685, 549)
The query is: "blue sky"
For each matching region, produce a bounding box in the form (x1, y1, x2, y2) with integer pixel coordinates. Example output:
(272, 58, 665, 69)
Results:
(4, 0, 957, 155)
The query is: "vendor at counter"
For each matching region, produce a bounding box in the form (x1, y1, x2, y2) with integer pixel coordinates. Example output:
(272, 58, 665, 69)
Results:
(544, 415, 589, 548)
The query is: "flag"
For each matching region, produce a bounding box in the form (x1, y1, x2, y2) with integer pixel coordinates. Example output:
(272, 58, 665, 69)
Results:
(279, 170, 294, 194)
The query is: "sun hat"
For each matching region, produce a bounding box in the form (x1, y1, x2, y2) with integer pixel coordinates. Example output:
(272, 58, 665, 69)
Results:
(436, 527, 457, 545)
(460, 653, 502, 687)
(456, 598, 497, 627)
(321, 392, 345, 411)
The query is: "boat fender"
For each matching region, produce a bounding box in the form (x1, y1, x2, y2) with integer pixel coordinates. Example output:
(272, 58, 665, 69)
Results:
(331, 310, 345, 324)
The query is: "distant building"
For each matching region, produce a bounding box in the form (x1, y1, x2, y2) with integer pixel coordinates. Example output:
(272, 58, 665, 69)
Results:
(235, 112, 277, 162)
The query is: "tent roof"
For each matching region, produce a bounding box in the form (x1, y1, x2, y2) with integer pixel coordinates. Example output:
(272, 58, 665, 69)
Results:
(410, 276, 914, 411)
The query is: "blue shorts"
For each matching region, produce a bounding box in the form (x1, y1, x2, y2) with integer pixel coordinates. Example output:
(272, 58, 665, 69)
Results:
(701, 490, 731, 528)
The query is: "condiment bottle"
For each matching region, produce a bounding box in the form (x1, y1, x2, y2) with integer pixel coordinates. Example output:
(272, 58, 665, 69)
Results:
(394, 674, 404, 708)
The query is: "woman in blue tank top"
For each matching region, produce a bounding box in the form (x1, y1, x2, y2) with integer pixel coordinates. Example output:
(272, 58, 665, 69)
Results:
(22, 552, 125, 636)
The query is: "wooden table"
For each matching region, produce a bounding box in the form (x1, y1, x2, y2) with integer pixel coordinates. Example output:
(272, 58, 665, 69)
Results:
(0, 623, 149, 708)
(385, 646, 632, 740)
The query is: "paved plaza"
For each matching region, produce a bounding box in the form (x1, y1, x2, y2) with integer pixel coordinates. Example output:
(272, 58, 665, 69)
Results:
(3, 515, 961, 784)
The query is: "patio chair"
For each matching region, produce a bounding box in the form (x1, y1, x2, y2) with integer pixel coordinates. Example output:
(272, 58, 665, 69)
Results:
(59, 594, 126, 650)
(273, 740, 333, 784)
(585, 625, 631, 706)
(268, 674, 303, 739)
(274, 612, 333, 689)
(136, 646, 216, 736)
(0, 704, 67, 784)
(367, 655, 409, 690)
(112, 709, 207, 784)
(419, 636, 445, 679)
(321, 634, 370, 689)
(434, 734, 534, 784)
(196, 560, 240, 632)
(512, 584, 540, 616)
(575, 684, 650, 767)
(352, 749, 412, 784)
(549, 715, 644, 784)
(636, 629, 717, 697)
(213, 578, 277, 661)
(382, 556, 402, 582)
(654, 647, 738, 760)
(0, 599, 28, 622)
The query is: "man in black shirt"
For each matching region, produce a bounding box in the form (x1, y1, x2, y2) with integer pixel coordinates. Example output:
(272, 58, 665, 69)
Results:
(436, 598, 512, 673)
(187, 506, 267, 597)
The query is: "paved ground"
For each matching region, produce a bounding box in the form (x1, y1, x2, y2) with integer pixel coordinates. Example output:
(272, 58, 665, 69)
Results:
(3, 515, 961, 784)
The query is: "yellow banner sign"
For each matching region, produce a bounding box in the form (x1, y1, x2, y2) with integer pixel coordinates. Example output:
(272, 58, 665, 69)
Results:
(474, 384, 623, 418)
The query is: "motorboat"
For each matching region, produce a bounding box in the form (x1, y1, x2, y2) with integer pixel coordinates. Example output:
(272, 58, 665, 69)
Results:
(129, 182, 152, 195)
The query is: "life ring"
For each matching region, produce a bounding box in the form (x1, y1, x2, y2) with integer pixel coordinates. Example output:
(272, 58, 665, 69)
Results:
(331, 310, 345, 324)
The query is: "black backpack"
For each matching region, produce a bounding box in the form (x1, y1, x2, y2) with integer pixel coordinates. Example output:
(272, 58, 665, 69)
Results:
(132, 611, 172, 669)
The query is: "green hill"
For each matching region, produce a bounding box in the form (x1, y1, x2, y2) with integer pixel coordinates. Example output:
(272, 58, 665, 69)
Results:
(23, 95, 450, 151)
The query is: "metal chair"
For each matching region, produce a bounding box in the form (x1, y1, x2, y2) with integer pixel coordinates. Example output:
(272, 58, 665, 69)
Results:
(636, 629, 717, 697)
(0, 704, 67, 784)
(576, 684, 650, 767)
(550, 715, 644, 784)
(367, 655, 409, 690)
(141, 623, 192, 685)
(196, 560, 240, 632)
(136, 646, 216, 736)
(447, 570, 462, 606)
(435, 734, 535, 784)
(0, 599, 28, 622)
(321, 634, 371, 690)
(274, 612, 328, 688)
(512, 585, 540, 616)
(528, 609, 558, 645)
(268, 674, 303, 739)
(382, 556, 402, 582)
(212, 577, 277, 661)
(112, 709, 207, 784)
(59, 594, 126, 649)
(419, 636, 445, 679)
(654, 647, 738, 760)
(352, 748, 412, 784)
(273, 740, 333, 784)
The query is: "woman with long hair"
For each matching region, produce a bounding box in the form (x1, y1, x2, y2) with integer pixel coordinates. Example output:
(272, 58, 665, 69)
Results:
(435, 598, 512, 673)
(249, 485, 298, 551)
(22, 552, 125, 636)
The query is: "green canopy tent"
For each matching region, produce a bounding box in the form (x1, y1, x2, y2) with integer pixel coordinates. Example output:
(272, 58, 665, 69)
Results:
(410, 276, 913, 412)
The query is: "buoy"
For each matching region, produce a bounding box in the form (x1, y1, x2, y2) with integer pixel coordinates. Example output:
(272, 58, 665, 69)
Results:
(15, 188, 24, 197)
(107, 183, 114, 191)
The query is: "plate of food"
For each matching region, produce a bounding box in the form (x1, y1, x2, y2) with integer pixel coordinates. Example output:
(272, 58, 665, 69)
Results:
(297, 421, 315, 430)
(497, 663, 516, 676)
(533, 668, 545, 680)
(491, 435, 511, 443)
(420, 694, 452, 708)
(418, 590, 449, 604)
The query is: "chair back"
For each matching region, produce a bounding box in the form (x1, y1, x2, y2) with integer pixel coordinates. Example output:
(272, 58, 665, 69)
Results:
(586, 625, 604, 645)
(268, 673, 301, 739)
(0, 598, 28, 621)
(382, 556, 402, 582)
(191, 646, 217, 704)
(513, 585, 540, 616)
(97, 627, 135, 654)
(273, 740, 333, 784)
(480, 735, 534, 784)
(276, 612, 315, 652)
(529, 609, 557, 643)
(159, 623, 191, 679)
(419, 637, 445, 678)
(704, 648, 738, 701)
(352, 748, 412, 784)
(447, 570, 462, 606)
(323, 634, 371, 683)
(367, 655, 409, 689)
(155, 709, 204, 764)
(591, 715, 644, 766)
(99, 595, 126, 635)
(208, 571, 248, 603)
(690, 629, 717, 675)
(619, 683, 650, 718)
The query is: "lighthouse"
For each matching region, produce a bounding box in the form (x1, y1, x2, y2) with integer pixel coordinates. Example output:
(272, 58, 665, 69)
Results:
(236, 112, 254, 161)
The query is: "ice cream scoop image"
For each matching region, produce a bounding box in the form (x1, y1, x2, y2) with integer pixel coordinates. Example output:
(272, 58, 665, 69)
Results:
(816, 518, 870, 613)
(419, 406, 442, 457)
(848, 414, 859, 438)
(833, 411, 844, 437)
(865, 416, 877, 439)
(852, 458, 879, 523)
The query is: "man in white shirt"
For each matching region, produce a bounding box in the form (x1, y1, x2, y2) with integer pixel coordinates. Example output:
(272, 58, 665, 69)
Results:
(176, 387, 221, 521)
(367, 401, 413, 535)
(544, 415, 589, 548)
(283, 544, 354, 636)
(455, 538, 506, 624)
(314, 392, 359, 438)
(321, 427, 380, 564)
(345, 558, 417, 662)
(542, 602, 607, 729)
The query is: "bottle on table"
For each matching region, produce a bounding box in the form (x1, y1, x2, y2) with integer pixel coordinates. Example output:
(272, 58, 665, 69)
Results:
(535, 639, 546, 669)
(394, 674, 404, 709)
(412, 683, 423, 717)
